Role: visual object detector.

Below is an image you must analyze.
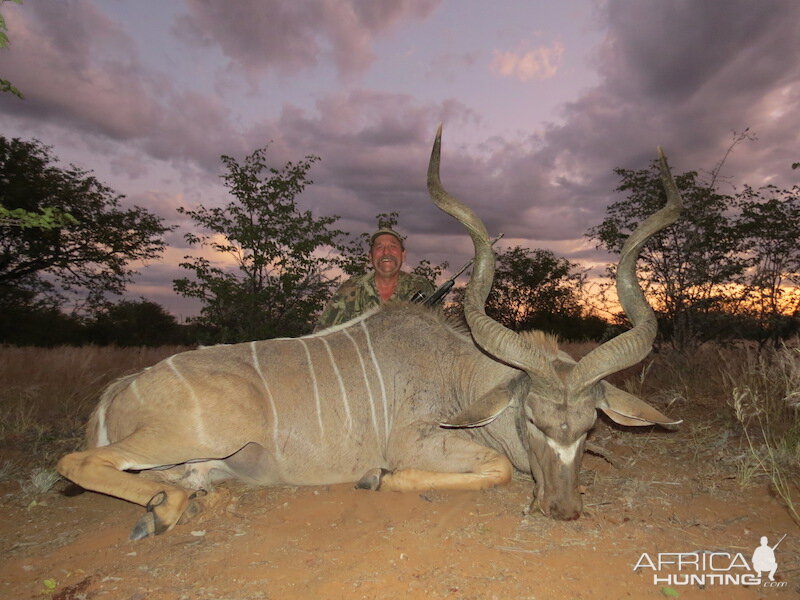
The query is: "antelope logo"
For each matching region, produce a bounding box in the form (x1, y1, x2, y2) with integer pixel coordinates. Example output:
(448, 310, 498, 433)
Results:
(752, 534, 784, 582)
(634, 534, 787, 587)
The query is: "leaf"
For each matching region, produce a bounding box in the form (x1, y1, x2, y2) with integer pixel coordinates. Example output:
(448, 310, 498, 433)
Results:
(42, 578, 57, 591)
(661, 587, 679, 597)
(0, 137, 172, 320)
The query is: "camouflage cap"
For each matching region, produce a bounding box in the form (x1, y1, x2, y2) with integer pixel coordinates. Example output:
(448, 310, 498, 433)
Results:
(369, 228, 405, 250)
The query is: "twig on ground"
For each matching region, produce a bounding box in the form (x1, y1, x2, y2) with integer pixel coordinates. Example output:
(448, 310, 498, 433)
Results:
(586, 442, 620, 468)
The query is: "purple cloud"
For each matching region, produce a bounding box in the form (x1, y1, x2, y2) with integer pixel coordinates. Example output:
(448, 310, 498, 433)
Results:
(174, 0, 442, 81)
(495, 0, 800, 245)
(0, 1, 163, 139)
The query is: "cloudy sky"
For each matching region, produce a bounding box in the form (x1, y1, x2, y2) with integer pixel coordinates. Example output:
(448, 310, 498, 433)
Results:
(1, 0, 798, 318)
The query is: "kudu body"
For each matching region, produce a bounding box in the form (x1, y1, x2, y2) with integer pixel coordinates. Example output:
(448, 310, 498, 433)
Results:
(58, 127, 682, 538)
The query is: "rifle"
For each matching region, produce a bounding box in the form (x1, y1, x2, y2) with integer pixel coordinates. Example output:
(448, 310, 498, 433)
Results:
(412, 233, 504, 307)
(772, 533, 787, 550)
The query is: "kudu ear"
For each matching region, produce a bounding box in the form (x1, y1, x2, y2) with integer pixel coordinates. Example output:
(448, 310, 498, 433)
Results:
(598, 382, 682, 429)
(439, 385, 514, 429)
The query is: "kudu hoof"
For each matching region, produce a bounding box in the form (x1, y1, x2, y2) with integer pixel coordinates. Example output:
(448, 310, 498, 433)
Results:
(130, 511, 157, 541)
(129, 491, 171, 540)
(176, 489, 208, 525)
(355, 468, 390, 491)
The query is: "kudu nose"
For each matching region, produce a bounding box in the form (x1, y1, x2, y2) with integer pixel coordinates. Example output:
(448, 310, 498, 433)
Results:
(549, 503, 581, 521)
(534, 493, 582, 521)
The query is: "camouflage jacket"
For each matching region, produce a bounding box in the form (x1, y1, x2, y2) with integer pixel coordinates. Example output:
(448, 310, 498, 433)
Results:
(314, 271, 435, 331)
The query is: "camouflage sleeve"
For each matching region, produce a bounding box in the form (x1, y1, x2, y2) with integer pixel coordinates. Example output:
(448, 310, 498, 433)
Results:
(404, 272, 436, 301)
(418, 275, 436, 297)
(314, 288, 347, 332)
(313, 278, 363, 332)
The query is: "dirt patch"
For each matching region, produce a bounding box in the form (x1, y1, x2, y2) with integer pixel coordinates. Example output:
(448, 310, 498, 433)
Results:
(2, 415, 798, 600)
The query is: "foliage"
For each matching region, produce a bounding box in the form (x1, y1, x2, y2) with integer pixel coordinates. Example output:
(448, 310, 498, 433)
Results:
(174, 146, 344, 342)
(0, 137, 172, 310)
(0, 205, 77, 229)
(588, 157, 799, 348)
(0, 0, 23, 99)
(0, 68, 21, 100)
(588, 162, 750, 348)
(487, 247, 584, 329)
(0, 3, 82, 233)
(410, 258, 447, 287)
(448, 246, 604, 340)
(0, 6, 83, 235)
(86, 299, 191, 347)
(733, 184, 800, 345)
(0, 294, 197, 347)
(0, 285, 85, 345)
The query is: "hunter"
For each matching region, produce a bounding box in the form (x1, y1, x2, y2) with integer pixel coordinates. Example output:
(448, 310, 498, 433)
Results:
(314, 228, 434, 331)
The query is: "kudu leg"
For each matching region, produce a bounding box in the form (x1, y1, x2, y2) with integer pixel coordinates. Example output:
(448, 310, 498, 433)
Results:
(359, 432, 512, 492)
(57, 440, 195, 539)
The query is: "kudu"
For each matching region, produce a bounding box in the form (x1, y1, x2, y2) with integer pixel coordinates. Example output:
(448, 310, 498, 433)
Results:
(57, 126, 682, 539)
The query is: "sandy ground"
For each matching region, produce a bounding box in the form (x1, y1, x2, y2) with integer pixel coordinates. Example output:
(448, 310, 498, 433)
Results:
(1, 412, 798, 600)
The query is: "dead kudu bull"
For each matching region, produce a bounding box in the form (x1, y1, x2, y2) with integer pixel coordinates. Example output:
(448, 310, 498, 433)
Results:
(57, 127, 683, 539)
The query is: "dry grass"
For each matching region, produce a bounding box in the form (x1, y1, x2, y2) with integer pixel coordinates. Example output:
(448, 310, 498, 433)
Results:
(722, 341, 800, 525)
(20, 467, 62, 496)
(625, 339, 800, 524)
(0, 345, 190, 481)
(567, 337, 800, 525)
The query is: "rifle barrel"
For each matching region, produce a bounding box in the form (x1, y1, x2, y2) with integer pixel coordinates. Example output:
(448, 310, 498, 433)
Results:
(772, 533, 787, 550)
(450, 232, 505, 279)
(414, 232, 504, 306)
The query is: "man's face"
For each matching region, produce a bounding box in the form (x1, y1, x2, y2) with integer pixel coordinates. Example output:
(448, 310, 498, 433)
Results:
(369, 234, 405, 278)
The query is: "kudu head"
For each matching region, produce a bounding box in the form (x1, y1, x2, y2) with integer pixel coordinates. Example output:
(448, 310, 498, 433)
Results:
(428, 125, 682, 520)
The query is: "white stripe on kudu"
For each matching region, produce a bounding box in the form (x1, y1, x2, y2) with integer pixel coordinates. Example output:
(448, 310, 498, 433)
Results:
(297, 339, 324, 438)
(95, 401, 110, 447)
(360, 320, 389, 442)
(343, 328, 382, 445)
(546, 436, 583, 466)
(167, 356, 210, 446)
(130, 378, 143, 405)
(250, 341, 282, 456)
(321, 338, 353, 432)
